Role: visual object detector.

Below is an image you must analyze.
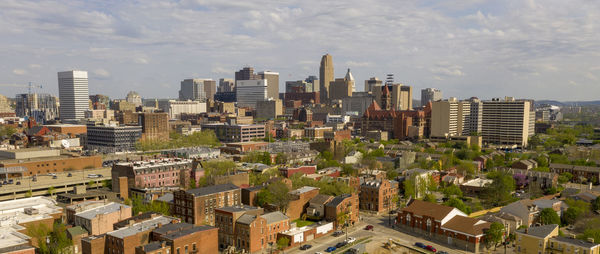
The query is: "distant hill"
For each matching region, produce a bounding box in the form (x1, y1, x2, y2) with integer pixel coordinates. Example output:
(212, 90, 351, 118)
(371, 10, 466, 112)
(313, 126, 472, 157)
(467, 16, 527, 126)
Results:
(536, 100, 600, 107)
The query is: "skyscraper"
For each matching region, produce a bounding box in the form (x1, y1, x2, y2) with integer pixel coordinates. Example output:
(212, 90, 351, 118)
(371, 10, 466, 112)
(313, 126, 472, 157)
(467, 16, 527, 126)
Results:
(235, 67, 261, 82)
(482, 97, 534, 147)
(430, 97, 482, 138)
(258, 71, 279, 100)
(58, 70, 89, 122)
(364, 77, 382, 93)
(218, 78, 235, 92)
(329, 69, 355, 100)
(236, 80, 268, 108)
(319, 54, 334, 103)
(179, 79, 216, 102)
(421, 88, 442, 106)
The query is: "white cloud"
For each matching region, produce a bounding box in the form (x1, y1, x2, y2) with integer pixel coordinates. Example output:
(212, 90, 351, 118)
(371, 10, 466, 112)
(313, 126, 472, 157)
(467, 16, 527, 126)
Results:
(93, 68, 110, 78)
(12, 69, 26, 75)
(345, 61, 372, 67)
(28, 64, 41, 69)
(430, 63, 464, 77)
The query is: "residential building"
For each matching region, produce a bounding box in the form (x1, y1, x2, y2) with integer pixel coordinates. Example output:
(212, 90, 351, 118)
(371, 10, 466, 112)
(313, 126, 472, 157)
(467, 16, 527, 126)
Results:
(201, 123, 265, 142)
(101, 215, 177, 254)
(430, 97, 482, 138)
(214, 205, 264, 249)
(304, 126, 333, 140)
(359, 179, 398, 214)
(364, 77, 382, 93)
(482, 97, 534, 147)
(306, 194, 334, 220)
(138, 112, 169, 141)
(15, 93, 59, 123)
(512, 159, 539, 170)
(547, 236, 600, 254)
(497, 167, 558, 189)
(286, 186, 320, 220)
(73, 202, 132, 235)
(325, 193, 359, 228)
(58, 70, 89, 122)
(279, 165, 317, 178)
(319, 54, 334, 102)
(86, 124, 142, 153)
(480, 211, 523, 235)
(397, 200, 491, 253)
(234, 211, 290, 253)
(179, 79, 217, 102)
(421, 88, 442, 105)
(236, 80, 268, 109)
(172, 183, 241, 226)
(499, 200, 541, 227)
(166, 100, 207, 119)
(460, 178, 493, 195)
(514, 224, 559, 254)
(255, 99, 282, 120)
(549, 163, 600, 184)
(112, 158, 196, 194)
(137, 223, 218, 254)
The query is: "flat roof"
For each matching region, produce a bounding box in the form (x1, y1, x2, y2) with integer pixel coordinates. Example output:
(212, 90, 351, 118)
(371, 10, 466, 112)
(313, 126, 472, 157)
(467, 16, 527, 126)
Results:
(107, 216, 175, 239)
(76, 202, 130, 220)
(186, 183, 239, 197)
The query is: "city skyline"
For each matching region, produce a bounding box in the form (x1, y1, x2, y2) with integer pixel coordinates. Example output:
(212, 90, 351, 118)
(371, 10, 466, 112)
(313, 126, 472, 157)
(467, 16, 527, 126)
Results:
(0, 0, 598, 101)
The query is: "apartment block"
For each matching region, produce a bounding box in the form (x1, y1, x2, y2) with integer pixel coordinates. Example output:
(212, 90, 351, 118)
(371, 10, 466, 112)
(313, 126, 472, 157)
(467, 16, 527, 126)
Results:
(515, 224, 559, 254)
(546, 236, 600, 254)
(234, 212, 290, 253)
(359, 179, 399, 214)
(482, 97, 534, 147)
(325, 193, 360, 229)
(201, 123, 265, 143)
(430, 97, 482, 138)
(137, 223, 218, 254)
(139, 112, 169, 141)
(112, 158, 196, 195)
(172, 183, 241, 226)
(102, 215, 177, 254)
(287, 186, 320, 220)
(214, 205, 264, 250)
(73, 202, 132, 235)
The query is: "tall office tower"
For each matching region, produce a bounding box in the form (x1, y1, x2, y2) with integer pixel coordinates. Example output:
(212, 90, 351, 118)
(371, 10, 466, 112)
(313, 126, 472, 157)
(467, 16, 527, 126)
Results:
(125, 91, 142, 107)
(258, 71, 279, 100)
(218, 78, 235, 92)
(430, 97, 483, 138)
(58, 70, 89, 122)
(364, 77, 382, 93)
(399, 85, 413, 110)
(329, 69, 355, 100)
(421, 88, 442, 106)
(482, 97, 533, 147)
(305, 75, 319, 92)
(236, 80, 268, 108)
(179, 79, 216, 102)
(319, 54, 334, 103)
(235, 67, 261, 82)
(345, 68, 356, 92)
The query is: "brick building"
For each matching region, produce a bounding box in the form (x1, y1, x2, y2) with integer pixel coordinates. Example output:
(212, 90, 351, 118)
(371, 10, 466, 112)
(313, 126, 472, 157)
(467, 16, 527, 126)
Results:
(324, 129, 351, 142)
(139, 112, 169, 141)
(279, 165, 317, 178)
(549, 163, 600, 184)
(397, 200, 491, 253)
(136, 223, 219, 254)
(201, 123, 265, 143)
(214, 205, 264, 250)
(324, 193, 359, 229)
(172, 183, 241, 226)
(359, 179, 399, 214)
(111, 158, 197, 196)
(306, 194, 334, 220)
(0, 152, 102, 178)
(101, 215, 177, 254)
(73, 202, 132, 235)
(234, 211, 290, 253)
(286, 186, 320, 220)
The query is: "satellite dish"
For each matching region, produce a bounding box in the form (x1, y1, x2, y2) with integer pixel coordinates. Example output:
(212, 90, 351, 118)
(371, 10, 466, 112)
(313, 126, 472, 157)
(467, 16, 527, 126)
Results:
(61, 139, 70, 149)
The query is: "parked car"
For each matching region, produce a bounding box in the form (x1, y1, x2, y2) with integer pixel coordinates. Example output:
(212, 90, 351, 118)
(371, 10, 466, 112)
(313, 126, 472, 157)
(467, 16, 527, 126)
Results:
(2, 180, 7, 185)
(88, 174, 99, 178)
(32, 176, 37, 182)
(98, 174, 103, 177)
(425, 245, 437, 252)
(8, 179, 13, 184)
(16, 181, 21, 185)
(48, 173, 56, 176)
(345, 237, 356, 244)
(437, 251, 449, 254)
(364, 225, 374, 231)
(325, 247, 336, 252)
(67, 173, 72, 177)
(52, 175, 57, 179)
(300, 245, 312, 250)
(415, 242, 426, 249)
(335, 241, 347, 248)
(333, 231, 344, 237)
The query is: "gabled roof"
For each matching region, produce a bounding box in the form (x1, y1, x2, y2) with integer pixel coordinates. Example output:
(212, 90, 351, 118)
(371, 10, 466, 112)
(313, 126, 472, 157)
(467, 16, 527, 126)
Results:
(236, 214, 258, 225)
(309, 194, 334, 206)
(402, 200, 457, 221)
(442, 216, 491, 237)
(516, 224, 558, 238)
(326, 193, 353, 208)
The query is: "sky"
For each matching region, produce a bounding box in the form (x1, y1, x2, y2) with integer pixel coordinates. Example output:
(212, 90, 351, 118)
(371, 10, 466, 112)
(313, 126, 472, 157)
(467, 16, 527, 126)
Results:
(0, 0, 599, 101)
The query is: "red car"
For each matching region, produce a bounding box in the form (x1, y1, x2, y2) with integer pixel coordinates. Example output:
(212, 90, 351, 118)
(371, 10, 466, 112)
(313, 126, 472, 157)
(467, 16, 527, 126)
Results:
(365, 225, 374, 230)
(425, 245, 437, 252)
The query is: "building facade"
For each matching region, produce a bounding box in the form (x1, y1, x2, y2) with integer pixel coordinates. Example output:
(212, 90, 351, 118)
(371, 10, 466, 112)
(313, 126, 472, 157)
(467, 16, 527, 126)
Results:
(482, 97, 534, 147)
(86, 125, 142, 153)
(319, 54, 334, 103)
(172, 183, 241, 226)
(421, 88, 442, 106)
(58, 70, 89, 121)
(236, 80, 268, 109)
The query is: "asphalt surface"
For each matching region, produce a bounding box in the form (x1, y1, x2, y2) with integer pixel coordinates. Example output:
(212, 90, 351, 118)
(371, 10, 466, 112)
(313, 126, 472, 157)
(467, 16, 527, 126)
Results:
(0, 167, 111, 194)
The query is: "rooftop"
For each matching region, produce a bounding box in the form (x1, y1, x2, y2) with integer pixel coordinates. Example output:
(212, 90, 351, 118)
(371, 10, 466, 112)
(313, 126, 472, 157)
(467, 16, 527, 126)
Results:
(517, 224, 558, 238)
(107, 216, 176, 239)
(236, 214, 257, 225)
(402, 200, 457, 221)
(215, 205, 262, 213)
(115, 158, 193, 171)
(326, 194, 353, 208)
(0, 196, 62, 226)
(261, 211, 289, 224)
(162, 225, 216, 240)
(551, 236, 600, 248)
(462, 178, 493, 187)
(76, 202, 130, 220)
(186, 183, 240, 197)
(289, 186, 318, 195)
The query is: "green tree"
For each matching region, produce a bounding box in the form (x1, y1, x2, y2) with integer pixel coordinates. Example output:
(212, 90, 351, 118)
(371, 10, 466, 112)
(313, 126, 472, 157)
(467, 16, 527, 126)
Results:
(483, 171, 516, 206)
(277, 237, 290, 251)
(403, 178, 416, 199)
(25, 189, 32, 198)
(442, 185, 463, 198)
(275, 152, 288, 165)
(444, 197, 471, 214)
(189, 179, 197, 189)
(256, 182, 290, 213)
(539, 208, 560, 225)
(423, 194, 437, 203)
(485, 222, 505, 250)
(47, 186, 55, 196)
(593, 196, 600, 211)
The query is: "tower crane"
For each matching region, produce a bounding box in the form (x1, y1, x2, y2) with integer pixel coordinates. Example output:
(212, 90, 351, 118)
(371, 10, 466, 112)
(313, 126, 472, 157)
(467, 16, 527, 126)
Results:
(0, 82, 43, 94)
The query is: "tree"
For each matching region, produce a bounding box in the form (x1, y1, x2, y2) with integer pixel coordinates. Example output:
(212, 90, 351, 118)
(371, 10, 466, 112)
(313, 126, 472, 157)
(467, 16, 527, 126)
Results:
(189, 179, 197, 189)
(256, 182, 290, 213)
(485, 222, 505, 250)
(403, 178, 416, 199)
(28, 222, 73, 254)
(25, 189, 32, 198)
(47, 186, 55, 196)
(442, 185, 463, 198)
(539, 208, 560, 225)
(562, 198, 590, 225)
(444, 197, 471, 214)
(277, 237, 290, 252)
(275, 152, 288, 165)
(483, 171, 516, 206)
(423, 194, 437, 203)
(131, 195, 171, 215)
(593, 196, 600, 211)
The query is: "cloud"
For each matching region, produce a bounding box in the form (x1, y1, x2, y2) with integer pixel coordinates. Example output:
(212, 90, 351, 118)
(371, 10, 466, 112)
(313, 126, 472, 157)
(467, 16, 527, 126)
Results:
(345, 61, 372, 67)
(93, 68, 110, 78)
(211, 66, 232, 75)
(430, 63, 464, 77)
(12, 69, 27, 75)
(28, 64, 41, 69)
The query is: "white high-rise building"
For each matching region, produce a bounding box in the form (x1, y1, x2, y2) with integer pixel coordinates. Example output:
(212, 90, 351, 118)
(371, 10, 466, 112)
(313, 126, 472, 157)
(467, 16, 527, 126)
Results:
(482, 97, 534, 147)
(58, 70, 89, 121)
(421, 88, 442, 106)
(430, 97, 482, 138)
(236, 80, 268, 108)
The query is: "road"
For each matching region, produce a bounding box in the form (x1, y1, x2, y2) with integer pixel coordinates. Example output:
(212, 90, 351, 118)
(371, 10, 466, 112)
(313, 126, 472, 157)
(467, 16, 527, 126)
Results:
(286, 214, 468, 254)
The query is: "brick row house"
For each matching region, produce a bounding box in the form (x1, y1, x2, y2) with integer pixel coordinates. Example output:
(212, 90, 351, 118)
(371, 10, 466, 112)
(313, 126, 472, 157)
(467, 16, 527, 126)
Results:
(172, 183, 241, 226)
(324, 193, 360, 229)
(549, 163, 600, 184)
(397, 200, 491, 253)
(359, 179, 399, 214)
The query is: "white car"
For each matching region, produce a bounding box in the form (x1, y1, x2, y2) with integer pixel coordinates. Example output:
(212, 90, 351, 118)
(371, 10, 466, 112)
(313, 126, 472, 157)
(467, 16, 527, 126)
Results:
(345, 237, 356, 244)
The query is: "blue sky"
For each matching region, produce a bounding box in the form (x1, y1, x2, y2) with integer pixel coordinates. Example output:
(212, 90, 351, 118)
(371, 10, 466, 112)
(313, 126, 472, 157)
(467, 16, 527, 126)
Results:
(0, 0, 599, 101)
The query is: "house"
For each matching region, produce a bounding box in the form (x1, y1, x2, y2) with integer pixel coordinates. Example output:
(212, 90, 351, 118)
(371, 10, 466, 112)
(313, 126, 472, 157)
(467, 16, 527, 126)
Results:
(306, 194, 334, 220)
(441, 172, 465, 185)
(279, 165, 317, 178)
(234, 212, 290, 253)
(550, 163, 600, 184)
(214, 205, 264, 250)
(324, 193, 359, 229)
(480, 211, 523, 235)
(286, 186, 320, 220)
(515, 224, 559, 254)
(343, 151, 362, 164)
(512, 159, 539, 170)
(547, 236, 600, 254)
(359, 179, 398, 214)
(172, 183, 241, 226)
(136, 224, 219, 254)
(499, 200, 540, 227)
(497, 167, 558, 189)
(397, 200, 491, 253)
(73, 202, 132, 235)
(460, 178, 493, 196)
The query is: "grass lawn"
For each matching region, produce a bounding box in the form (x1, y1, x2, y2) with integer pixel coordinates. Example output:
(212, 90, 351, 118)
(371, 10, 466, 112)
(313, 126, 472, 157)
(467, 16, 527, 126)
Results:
(293, 219, 315, 227)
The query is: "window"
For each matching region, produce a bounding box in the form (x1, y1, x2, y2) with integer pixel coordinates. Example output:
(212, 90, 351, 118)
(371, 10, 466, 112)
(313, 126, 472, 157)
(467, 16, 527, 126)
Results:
(176, 248, 180, 254)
